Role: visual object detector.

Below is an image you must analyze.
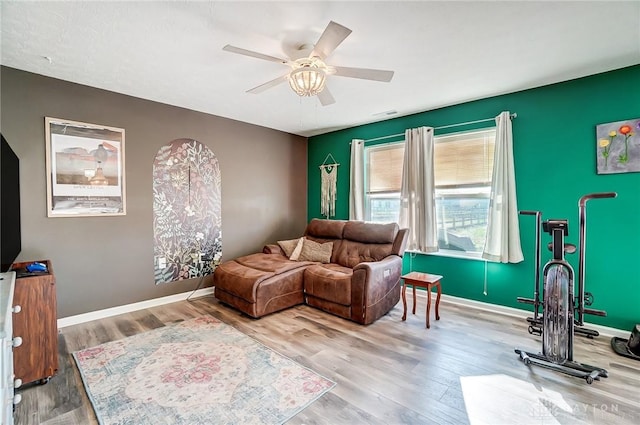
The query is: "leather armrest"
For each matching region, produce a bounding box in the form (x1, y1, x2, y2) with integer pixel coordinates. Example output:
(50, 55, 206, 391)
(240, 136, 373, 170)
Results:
(352, 255, 402, 300)
(353, 255, 401, 273)
(263, 244, 285, 255)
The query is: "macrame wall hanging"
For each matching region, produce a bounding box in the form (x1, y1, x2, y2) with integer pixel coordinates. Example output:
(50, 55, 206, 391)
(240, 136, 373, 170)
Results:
(320, 153, 339, 218)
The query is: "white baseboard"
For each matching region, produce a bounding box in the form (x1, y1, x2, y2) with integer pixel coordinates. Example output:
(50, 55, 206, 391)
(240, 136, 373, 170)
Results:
(413, 290, 630, 339)
(58, 286, 630, 339)
(57, 287, 215, 329)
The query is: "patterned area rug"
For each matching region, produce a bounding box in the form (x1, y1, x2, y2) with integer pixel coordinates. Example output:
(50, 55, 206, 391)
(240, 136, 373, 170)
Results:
(73, 316, 335, 425)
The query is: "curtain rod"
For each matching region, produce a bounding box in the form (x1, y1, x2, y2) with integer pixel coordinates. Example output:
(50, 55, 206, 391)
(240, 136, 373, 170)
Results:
(360, 112, 517, 143)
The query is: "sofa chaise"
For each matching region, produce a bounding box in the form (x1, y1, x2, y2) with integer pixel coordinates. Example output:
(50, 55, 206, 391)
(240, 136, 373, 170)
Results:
(213, 219, 408, 324)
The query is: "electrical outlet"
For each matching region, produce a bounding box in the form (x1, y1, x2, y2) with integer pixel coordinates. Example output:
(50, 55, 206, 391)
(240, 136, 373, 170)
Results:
(158, 257, 166, 269)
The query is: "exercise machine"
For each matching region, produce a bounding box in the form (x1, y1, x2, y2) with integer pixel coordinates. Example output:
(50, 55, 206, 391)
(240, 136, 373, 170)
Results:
(517, 211, 599, 339)
(515, 192, 616, 384)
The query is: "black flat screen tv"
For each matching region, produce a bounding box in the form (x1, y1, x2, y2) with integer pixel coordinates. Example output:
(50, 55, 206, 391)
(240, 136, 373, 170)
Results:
(1, 133, 21, 272)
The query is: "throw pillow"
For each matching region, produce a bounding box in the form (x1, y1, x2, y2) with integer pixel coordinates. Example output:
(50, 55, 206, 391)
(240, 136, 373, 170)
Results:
(297, 239, 333, 263)
(277, 237, 302, 258)
(289, 237, 305, 261)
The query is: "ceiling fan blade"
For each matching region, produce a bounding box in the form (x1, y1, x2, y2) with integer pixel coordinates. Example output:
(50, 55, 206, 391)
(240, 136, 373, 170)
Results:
(331, 66, 394, 82)
(247, 74, 289, 94)
(317, 87, 336, 106)
(223, 45, 290, 65)
(311, 21, 352, 60)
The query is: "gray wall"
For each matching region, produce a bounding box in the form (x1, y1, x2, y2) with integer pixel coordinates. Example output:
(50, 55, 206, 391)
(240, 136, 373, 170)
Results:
(1, 66, 308, 318)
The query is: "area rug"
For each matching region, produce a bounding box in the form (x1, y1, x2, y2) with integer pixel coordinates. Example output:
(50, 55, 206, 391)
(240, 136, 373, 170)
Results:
(73, 316, 335, 425)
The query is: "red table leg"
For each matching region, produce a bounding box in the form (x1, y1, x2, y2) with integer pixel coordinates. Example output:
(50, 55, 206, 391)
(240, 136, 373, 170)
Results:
(401, 281, 408, 321)
(435, 282, 441, 321)
(426, 284, 432, 328)
(412, 286, 417, 315)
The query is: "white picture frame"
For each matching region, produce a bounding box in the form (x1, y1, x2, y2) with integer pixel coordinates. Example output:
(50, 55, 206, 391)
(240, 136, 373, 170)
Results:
(45, 117, 126, 217)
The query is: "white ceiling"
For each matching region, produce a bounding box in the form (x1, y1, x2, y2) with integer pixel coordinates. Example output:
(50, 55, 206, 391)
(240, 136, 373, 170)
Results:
(2, 1, 639, 137)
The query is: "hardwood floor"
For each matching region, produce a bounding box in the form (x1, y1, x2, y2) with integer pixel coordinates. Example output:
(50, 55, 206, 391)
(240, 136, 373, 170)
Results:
(14, 294, 640, 424)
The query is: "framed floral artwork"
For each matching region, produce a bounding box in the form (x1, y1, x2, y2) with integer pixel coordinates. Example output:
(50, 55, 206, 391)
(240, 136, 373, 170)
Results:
(596, 118, 640, 174)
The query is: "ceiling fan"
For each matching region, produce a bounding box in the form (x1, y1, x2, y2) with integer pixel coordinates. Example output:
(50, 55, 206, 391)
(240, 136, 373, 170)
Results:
(222, 21, 394, 106)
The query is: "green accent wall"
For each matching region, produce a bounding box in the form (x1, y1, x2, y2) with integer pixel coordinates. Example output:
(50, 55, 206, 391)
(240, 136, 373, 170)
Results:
(308, 65, 640, 331)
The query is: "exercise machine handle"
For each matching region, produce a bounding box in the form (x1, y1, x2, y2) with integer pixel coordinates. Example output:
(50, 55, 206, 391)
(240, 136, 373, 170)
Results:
(578, 192, 617, 206)
(576, 192, 616, 325)
(519, 210, 542, 322)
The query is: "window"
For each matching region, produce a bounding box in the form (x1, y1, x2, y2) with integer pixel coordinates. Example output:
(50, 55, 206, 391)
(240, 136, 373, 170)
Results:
(364, 128, 496, 257)
(365, 142, 403, 223)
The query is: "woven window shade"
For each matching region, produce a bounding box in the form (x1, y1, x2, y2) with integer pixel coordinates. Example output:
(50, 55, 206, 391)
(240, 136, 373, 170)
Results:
(366, 129, 495, 192)
(434, 129, 495, 188)
(367, 144, 404, 193)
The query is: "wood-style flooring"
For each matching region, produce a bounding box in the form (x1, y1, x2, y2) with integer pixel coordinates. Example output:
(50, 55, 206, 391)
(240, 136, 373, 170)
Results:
(14, 294, 640, 424)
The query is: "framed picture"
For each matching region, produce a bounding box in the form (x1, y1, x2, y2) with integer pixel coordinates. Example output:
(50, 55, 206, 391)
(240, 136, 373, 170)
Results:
(596, 117, 640, 174)
(45, 117, 126, 217)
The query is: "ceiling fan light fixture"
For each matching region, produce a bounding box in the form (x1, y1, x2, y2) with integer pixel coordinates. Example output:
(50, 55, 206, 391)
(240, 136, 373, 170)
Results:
(288, 59, 327, 97)
(223, 21, 394, 104)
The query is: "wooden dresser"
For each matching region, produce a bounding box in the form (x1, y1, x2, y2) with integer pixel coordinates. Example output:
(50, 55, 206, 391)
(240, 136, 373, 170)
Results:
(10, 260, 58, 385)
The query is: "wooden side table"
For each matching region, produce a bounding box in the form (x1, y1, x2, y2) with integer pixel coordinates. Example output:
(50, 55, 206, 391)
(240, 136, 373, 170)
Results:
(401, 272, 443, 328)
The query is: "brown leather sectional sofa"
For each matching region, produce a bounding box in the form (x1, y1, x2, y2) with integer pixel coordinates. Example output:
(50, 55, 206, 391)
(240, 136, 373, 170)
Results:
(213, 219, 409, 324)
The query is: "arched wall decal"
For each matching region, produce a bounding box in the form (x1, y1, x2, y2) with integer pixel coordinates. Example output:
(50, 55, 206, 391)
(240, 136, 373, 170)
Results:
(152, 138, 221, 284)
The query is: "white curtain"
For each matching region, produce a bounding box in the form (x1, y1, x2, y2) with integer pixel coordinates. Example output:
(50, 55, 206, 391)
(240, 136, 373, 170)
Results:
(399, 127, 438, 252)
(482, 111, 524, 263)
(349, 139, 365, 221)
